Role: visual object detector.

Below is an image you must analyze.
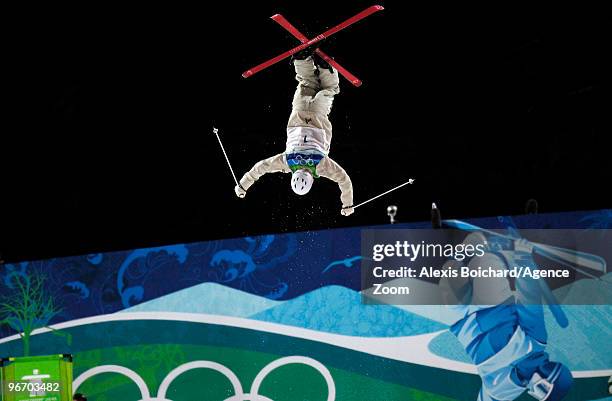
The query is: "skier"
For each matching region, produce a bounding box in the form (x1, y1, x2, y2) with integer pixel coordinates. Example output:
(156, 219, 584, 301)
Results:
(440, 232, 574, 401)
(234, 48, 354, 216)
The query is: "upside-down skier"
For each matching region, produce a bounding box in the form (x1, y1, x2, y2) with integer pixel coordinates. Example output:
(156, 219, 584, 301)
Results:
(234, 49, 354, 216)
(440, 233, 574, 401)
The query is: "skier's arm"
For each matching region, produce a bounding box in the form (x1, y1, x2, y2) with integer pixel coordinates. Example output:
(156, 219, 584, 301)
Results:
(237, 153, 289, 196)
(318, 157, 354, 213)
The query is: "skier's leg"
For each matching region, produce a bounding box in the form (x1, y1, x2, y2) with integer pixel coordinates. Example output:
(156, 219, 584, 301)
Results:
(291, 53, 339, 116)
(292, 56, 320, 109)
(317, 65, 340, 92)
(288, 56, 337, 150)
(310, 65, 340, 116)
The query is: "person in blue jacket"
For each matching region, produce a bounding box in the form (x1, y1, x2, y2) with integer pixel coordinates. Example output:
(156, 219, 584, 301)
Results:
(441, 232, 573, 401)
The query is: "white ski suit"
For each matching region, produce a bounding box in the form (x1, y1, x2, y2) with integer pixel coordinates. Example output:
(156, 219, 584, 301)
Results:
(236, 57, 354, 213)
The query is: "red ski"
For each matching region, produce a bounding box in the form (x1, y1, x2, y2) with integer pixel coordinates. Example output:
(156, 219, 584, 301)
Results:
(242, 5, 383, 80)
(271, 13, 363, 87)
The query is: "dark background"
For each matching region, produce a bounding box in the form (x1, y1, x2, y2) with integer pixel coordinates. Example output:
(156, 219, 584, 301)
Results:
(3, 2, 609, 262)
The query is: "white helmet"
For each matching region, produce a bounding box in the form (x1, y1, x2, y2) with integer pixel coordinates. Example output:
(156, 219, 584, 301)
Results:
(291, 169, 313, 195)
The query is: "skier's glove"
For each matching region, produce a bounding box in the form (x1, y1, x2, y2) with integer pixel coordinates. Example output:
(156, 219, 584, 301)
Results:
(234, 185, 247, 198)
(341, 206, 354, 216)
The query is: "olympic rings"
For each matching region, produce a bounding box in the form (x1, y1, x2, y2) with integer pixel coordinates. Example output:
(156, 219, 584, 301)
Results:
(73, 356, 335, 401)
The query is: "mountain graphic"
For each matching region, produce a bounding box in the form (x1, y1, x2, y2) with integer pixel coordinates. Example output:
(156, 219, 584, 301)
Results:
(121, 282, 448, 337)
(250, 285, 447, 337)
(121, 282, 279, 317)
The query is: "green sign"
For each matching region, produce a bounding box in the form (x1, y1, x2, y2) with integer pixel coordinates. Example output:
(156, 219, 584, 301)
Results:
(1, 355, 72, 401)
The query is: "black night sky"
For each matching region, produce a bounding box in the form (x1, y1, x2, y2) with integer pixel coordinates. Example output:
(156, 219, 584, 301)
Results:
(3, 2, 609, 262)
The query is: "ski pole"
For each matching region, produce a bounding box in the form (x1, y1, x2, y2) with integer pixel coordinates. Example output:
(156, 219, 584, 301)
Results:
(212, 127, 239, 187)
(353, 179, 414, 210)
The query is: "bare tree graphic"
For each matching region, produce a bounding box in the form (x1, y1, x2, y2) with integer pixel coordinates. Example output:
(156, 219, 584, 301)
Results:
(0, 270, 72, 356)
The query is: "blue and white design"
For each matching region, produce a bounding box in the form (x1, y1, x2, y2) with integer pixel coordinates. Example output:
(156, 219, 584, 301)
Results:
(0, 210, 610, 400)
(286, 152, 325, 177)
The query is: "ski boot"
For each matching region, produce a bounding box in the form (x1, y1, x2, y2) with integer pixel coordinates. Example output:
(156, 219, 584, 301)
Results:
(313, 53, 334, 74)
(290, 41, 333, 73)
(290, 43, 318, 63)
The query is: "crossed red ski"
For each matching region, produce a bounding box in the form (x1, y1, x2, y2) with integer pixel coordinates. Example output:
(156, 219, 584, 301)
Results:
(242, 5, 383, 84)
(271, 14, 362, 87)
